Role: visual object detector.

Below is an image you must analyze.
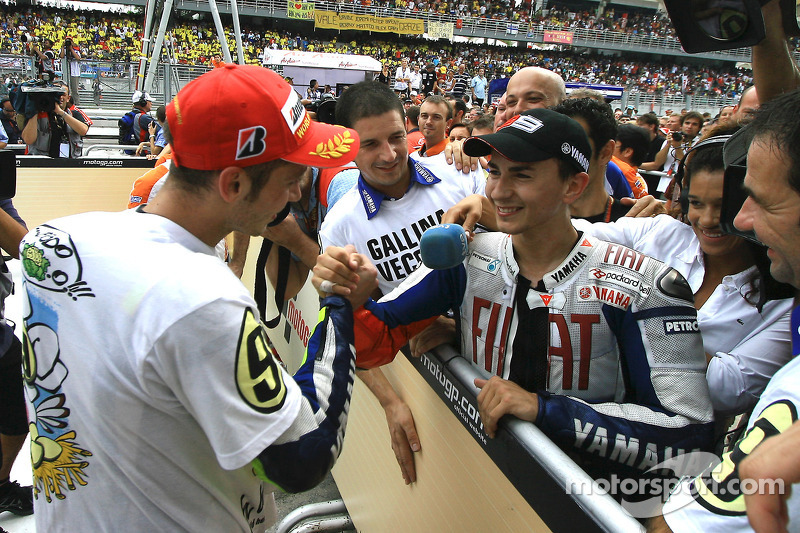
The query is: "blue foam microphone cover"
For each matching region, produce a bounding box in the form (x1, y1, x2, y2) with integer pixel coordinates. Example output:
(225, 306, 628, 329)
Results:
(420, 224, 469, 270)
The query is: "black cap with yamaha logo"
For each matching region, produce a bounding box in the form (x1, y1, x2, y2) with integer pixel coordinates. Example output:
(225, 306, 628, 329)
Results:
(463, 108, 592, 174)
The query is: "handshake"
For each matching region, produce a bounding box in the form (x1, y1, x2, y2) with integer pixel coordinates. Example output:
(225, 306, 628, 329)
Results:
(312, 244, 378, 308)
(312, 224, 469, 306)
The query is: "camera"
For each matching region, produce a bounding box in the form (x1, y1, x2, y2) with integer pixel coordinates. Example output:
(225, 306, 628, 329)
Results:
(672, 131, 685, 142)
(664, 0, 800, 53)
(20, 33, 41, 44)
(64, 39, 73, 48)
(304, 95, 337, 125)
(20, 81, 66, 116)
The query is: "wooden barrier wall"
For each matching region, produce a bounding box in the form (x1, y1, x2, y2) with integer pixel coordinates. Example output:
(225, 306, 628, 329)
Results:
(15, 164, 265, 292)
(268, 280, 553, 532)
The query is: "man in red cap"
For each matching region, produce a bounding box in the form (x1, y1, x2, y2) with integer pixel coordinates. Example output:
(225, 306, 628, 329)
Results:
(19, 64, 375, 532)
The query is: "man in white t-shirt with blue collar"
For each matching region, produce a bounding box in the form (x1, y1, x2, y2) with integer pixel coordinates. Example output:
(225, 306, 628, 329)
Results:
(320, 80, 485, 485)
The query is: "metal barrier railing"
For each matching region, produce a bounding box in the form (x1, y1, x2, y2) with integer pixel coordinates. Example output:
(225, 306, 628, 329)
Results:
(275, 500, 353, 533)
(436, 345, 646, 533)
(82, 144, 144, 156)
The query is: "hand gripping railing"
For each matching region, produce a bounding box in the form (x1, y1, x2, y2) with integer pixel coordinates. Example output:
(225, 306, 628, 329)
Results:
(424, 344, 646, 533)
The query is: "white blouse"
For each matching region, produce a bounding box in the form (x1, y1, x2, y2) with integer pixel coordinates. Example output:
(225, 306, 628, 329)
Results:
(573, 215, 794, 415)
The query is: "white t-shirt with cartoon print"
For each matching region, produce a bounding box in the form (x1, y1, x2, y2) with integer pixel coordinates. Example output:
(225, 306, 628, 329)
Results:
(21, 209, 302, 532)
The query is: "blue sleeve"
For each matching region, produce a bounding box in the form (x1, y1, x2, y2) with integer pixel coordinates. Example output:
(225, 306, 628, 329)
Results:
(348, 264, 468, 367)
(0, 119, 7, 144)
(326, 169, 359, 209)
(253, 296, 356, 493)
(364, 263, 467, 328)
(154, 128, 167, 148)
(537, 284, 714, 476)
(606, 161, 633, 200)
(0, 199, 25, 228)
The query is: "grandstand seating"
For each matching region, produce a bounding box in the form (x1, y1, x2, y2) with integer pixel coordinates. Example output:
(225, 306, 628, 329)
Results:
(0, 3, 760, 103)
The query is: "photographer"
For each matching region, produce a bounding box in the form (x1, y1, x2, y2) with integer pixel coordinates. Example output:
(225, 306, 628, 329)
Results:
(0, 100, 23, 147)
(641, 111, 704, 174)
(22, 81, 91, 158)
(134, 105, 167, 157)
(30, 38, 56, 81)
(60, 36, 82, 106)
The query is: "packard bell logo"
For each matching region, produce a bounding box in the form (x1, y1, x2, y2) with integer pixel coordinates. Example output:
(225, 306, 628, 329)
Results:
(236, 126, 267, 160)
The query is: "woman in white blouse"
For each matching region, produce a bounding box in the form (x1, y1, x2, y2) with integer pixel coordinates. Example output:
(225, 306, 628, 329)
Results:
(574, 129, 794, 418)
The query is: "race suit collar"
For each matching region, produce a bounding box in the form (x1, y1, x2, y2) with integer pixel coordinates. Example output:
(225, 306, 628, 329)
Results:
(357, 158, 441, 220)
(541, 232, 596, 291)
(501, 230, 597, 292)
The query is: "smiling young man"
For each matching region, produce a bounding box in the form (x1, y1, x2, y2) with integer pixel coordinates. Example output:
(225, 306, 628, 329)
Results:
(317, 108, 714, 478)
(319, 80, 486, 485)
(416, 95, 452, 157)
(19, 64, 371, 532)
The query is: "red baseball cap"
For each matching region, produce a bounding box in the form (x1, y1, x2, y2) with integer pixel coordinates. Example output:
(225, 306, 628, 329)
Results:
(167, 64, 359, 170)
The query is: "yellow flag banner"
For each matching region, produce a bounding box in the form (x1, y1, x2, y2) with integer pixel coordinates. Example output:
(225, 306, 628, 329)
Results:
(287, 1, 315, 19)
(314, 10, 425, 34)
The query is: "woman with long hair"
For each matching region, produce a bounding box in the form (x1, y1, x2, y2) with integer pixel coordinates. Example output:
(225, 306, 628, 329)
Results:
(575, 125, 795, 418)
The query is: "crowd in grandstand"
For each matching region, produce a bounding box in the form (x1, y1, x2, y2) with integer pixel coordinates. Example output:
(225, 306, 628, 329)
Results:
(0, 4, 753, 98)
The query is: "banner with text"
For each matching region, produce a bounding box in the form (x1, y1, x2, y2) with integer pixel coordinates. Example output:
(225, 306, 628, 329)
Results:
(287, 1, 315, 19)
(314, 10, 425, 34)
(543, 30, 574, 44)
(427, 21, 454, 40)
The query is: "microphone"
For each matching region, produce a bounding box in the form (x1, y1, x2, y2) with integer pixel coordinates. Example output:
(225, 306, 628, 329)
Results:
(420, 224, 469, 270)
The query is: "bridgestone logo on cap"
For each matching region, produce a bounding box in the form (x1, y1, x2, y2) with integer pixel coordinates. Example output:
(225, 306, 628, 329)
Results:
(507, 114, 544, 133)
(236, 126, 267, 160)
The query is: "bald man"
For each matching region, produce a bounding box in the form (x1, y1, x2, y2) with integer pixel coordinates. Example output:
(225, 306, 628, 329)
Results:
(503, 66, 566, 118)
(732, 85, 759, 123)
(447, 66, 566, 169)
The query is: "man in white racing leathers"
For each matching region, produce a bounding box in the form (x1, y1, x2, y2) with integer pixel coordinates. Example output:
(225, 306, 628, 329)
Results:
(315, 108, 715, 478)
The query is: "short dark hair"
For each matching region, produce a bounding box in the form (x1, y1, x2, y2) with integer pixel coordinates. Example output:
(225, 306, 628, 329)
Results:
(405, 105, 420, 127)
(468, 115, 494, 134)
(616, 125, 650, 167)
(748, 88, 800, 193)
(422, 95, 452, 120)
(448, 122, 468, 134)
(168, 160, 282, 200)
(553, 98, 616, 159)
(636, 113, 659, 128)
(336, 81, 404, 128)
(452, 99, 468, 118)
(681, 111, 705, 126)
(155, 105, 167, 123)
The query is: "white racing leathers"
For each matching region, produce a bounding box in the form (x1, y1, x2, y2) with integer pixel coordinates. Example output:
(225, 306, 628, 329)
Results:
(356, 231, 715, 477)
